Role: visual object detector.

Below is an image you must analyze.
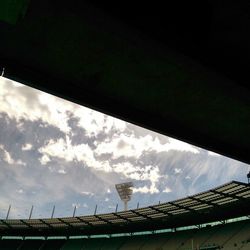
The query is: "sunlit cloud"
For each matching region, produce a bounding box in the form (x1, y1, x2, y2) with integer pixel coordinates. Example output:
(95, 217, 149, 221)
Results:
(81, 191, 94, 196)
(58, 169, 67, 174)
(0, 77, 127, 136)
(208, 151, 220, 157)
(163, 187, 172, 193)
(16, 189, 24, 194)
(21, 143, 32, 151)
(95, 135, 199, 160)
(174, 168, 182, 174)
(0, 144, 26, 166)
(39, 136, 112, 172)
(133, 184, 159, 194)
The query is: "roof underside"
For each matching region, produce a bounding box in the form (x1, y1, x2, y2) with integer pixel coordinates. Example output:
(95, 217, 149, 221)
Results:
(0, 0, 250, 164)
(0, 181, 249, 236)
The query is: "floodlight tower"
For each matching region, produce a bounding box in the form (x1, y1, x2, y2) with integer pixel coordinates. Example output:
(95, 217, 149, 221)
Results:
(115, 182, 134, 211)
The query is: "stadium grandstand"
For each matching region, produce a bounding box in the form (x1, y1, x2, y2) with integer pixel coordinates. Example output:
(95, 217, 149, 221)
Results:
(0, 180, 249, 249)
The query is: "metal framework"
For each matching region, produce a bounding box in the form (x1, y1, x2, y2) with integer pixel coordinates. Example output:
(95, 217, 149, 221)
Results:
(0, 181, 249, 236)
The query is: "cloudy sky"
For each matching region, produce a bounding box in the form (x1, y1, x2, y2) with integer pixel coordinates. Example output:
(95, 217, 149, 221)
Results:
(0, 76, 249, 219)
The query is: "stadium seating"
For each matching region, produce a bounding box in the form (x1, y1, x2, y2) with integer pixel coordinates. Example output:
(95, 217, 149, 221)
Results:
(222, 221, 250, 250)
(0, 239, 22, 250)
(100, 237, 127, 250)
(119, 234, 153, 249)
(18, 240, 45, 250)
(82, 238, 106, 250)
(38, 239, 66, 250)
(240, 241, 250, 250)
(61, 239, 84, 249)
(18, 239, 44, 250)
(0, 219, 249, 249)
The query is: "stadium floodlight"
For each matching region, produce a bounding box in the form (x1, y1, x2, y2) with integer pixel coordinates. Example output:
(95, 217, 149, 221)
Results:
(115, 182, 134, 211)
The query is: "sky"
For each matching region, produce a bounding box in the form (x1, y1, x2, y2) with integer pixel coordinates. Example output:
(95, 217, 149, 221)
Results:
(0, 76, 249, 219)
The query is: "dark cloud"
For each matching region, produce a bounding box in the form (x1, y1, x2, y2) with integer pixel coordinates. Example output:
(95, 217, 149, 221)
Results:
(67, 118, 96, 148)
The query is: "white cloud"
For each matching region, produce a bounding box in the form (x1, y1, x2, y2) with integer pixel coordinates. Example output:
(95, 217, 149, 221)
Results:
(72, 203, 81, 209)
(74, 108, 126, 137)
(58, 169, 66, 174)
(208, 151, 220, 157)
(81, 191, 94, 196)
(174, 168, 182, 174)
(0, 145, 14, 164)
(0, 145, 26, 166)
(39, 155, 51, 165)
(38, 135, 162, 194)
(22, 143, 32, 151)
(112, 162, 138, 176)
(133, 184, 159, 194)
(0, 77, 127, 136)
(39, 134, 163, 194)
(167, 138, 199, 154)
(38, 84, 127, 136)
(16, 160, 26, 166)
(131, 166, 161, 194)
(0, 78, 70, 133)
(112, 163, 161, 194)
(39, 136, 112, 172)
(95, 134, 199, 160)
(16, 189, 24, 194)
(163, 187, 172, 193)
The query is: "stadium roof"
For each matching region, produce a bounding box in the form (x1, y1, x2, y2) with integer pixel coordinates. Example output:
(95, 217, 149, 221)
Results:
(0, 181, 249, 236)
(0, 0, 250, 164)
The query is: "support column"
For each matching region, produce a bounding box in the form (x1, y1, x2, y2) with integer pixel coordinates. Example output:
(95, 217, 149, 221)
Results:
(6, 205, 11, 219)
(124, 200, 128, 211)
(73, 206, 76, 217)
(51, 205, 55, 219)
(29, 205, 33, 219)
